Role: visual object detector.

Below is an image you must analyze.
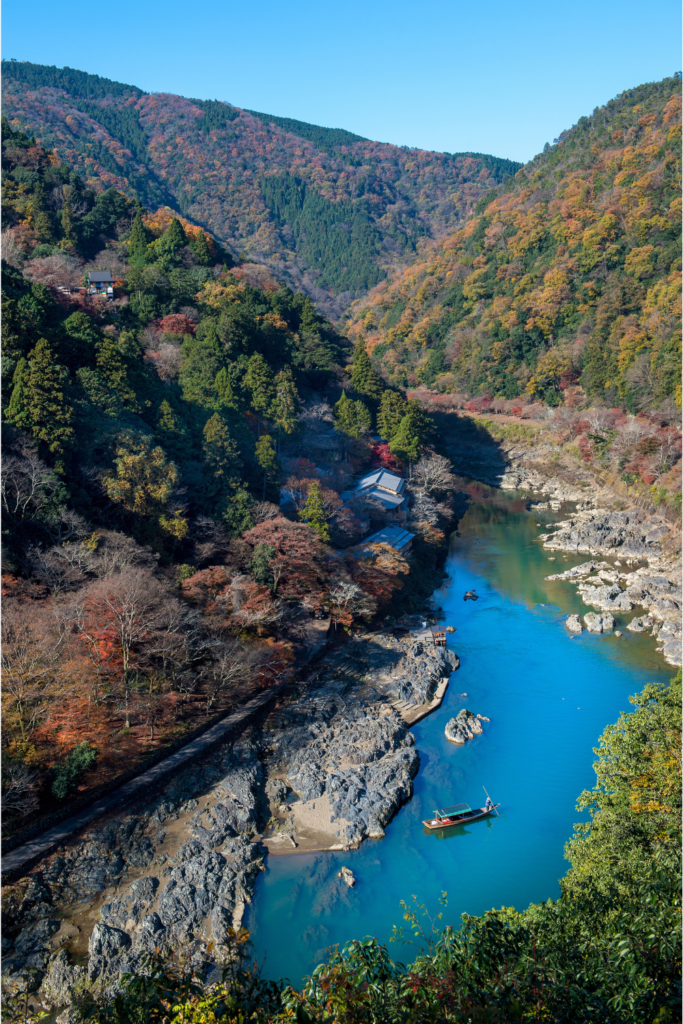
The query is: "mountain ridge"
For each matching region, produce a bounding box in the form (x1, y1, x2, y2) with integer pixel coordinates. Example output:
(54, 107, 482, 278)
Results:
(2, 60, 521, 316)
(346, 74, 681, 412)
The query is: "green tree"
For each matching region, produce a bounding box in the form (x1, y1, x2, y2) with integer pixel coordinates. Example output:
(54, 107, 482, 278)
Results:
(377, 390, 407, 440)
(60, 200, 77, 245)
(190, 230, 212, 266)
(51, 743, 97, 800)
(156, 399, 192, 462)
(334, 391, 372, 438)
(255, 433, 280, 500)
(202, 413, 242, 488)
(351, 340, 384, 400)
(222, 486, 254, 535)
(96, 336, 138, 411)
(299, 480, 331, 542)
(159, 217, 187, 254)
(214, 366, 239, 411)
(5, 357, 30, 430)
(250, 543, 276, 589)
(243, 353, 275, 433)
(389, 412, 422, 466)
(7, 338, 75, 469)
(271, 368, 300, 439)
(127, 211, 151, 264)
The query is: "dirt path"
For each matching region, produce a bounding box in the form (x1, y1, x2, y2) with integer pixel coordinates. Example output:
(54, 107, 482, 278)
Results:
(1, 685, 285, 879)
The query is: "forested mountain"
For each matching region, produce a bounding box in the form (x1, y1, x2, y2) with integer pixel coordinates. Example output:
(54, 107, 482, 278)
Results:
(346, 76, 682, 412)
(2, 61, 521, 315)
(2, 117, 448, 823)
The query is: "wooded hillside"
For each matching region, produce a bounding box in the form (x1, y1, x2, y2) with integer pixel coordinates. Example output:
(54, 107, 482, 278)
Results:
(346, 76, 681, 413)
(2, 61, 521, 316)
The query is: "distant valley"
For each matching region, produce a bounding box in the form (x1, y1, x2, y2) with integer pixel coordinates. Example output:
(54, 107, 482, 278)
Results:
(2, 61, 520, 315)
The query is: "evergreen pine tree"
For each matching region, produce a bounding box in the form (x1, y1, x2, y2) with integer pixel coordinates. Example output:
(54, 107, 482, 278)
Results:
(214, 367, 239, 410)
(22, 338, 75, 469)
(160, 217, 187, 254)
(190, 230, 212, 266)
(377, 390, 407, 440)
(5, 357, 30, 430)
(243, 353, 275, 432)
(202, 413, 242, 491)
(271, 368, 300, 439)
(255, 433, 280, 500)
(351, 340, 383, 400)
(299, 480, 330, 542)
(96, 337, 138, 411)
(34, 209, 55, 244)
(128, 211, 151, 263)
(389, 413, 422, 467)
(334, 391, 372, 439)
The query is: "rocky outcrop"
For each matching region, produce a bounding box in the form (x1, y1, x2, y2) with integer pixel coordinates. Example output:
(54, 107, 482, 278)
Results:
(565, 614, 583, 633)
(584, 612, 614, 633)
(541, 508, 672, 561)
(284, 706, 419, 847)
(3, 631, 461, 1007)
(339, 866, 355, 888)
(445, 710, 483, 744)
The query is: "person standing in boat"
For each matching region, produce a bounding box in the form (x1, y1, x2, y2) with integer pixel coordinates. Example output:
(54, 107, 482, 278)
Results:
(485, 796, 492, 812)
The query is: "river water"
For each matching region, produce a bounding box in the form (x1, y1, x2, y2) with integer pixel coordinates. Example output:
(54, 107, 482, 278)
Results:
(248, 481, 671, 983)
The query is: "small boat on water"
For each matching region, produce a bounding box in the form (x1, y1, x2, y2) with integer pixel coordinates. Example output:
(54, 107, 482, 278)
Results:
(422, 801, 499, 830)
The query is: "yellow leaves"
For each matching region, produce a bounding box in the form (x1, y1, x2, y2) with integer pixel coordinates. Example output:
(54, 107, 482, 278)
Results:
(524, 266, 573, 337)
(525, 348, 572, 396)
(462, 267, 490, 303)
(195, 280, 241, 308)
(624, 244, 656, 279)
(103, 434, 178, 518)
(663, 93, 682, 124)
(159, 511, 189, 540)
(612, 315, 649, 372)
(643, 270, 682, 319)
(260, 312, 290, 334)
(582, 212, 618, 250)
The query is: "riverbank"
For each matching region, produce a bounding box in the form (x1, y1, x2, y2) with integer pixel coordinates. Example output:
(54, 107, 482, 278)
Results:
(1, 626, 460, 1011)
(434, 410, 681, 666)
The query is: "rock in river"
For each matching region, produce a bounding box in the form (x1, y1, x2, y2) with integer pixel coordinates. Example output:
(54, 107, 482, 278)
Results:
(339, 866, 355, 888)
(445, 710, 483, 744)
(584, 612, 614, 633)
(565, 614, 583, 634)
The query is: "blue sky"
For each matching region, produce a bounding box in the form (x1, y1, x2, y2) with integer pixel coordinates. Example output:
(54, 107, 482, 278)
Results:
(3, 0, 680, 163)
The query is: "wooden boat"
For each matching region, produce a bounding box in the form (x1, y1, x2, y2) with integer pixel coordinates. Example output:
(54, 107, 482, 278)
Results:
(422, 801, 500, 830)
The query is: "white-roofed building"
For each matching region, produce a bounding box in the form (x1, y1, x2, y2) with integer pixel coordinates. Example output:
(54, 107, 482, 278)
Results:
(340, 468, 409, 521)
(356, 524, 414, 556)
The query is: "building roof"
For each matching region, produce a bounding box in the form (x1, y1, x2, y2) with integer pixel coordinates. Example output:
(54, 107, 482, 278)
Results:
(357, 524, 414, 554)
(88, 271, 114, 283)
(354, 469, 405, 495)
(340, 485, 406, 510)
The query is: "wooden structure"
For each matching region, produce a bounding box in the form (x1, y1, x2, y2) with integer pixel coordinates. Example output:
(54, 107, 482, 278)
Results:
(87, 270, 114, 297)
(422, 802, 499, 830)
(409, 625, 449, 645)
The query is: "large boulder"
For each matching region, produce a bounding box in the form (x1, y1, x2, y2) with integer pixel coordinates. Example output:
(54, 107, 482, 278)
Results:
(565, 614, 582, 634)
(584, 612, 614, 633)
(445, 710, 483, 744)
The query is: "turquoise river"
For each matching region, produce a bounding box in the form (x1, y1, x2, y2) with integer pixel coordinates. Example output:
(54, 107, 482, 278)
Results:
(248, 481, 671, 983)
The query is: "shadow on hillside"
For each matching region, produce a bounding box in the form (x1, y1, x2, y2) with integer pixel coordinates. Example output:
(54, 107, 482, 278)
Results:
(431, 411, 509, 485)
